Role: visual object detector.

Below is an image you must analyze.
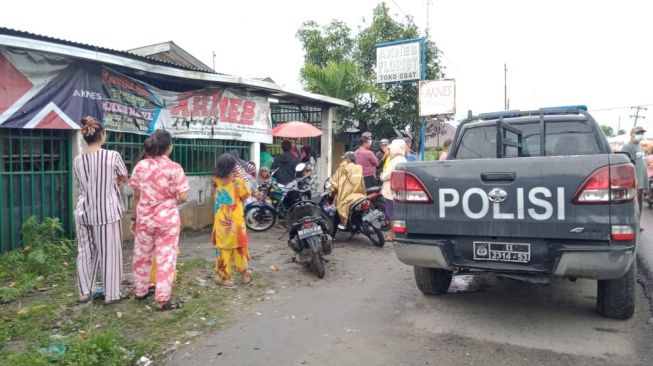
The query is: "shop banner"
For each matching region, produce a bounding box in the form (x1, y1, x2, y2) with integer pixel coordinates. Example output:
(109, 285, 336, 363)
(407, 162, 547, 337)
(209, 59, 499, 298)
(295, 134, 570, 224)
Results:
(0, 48, 272, 143)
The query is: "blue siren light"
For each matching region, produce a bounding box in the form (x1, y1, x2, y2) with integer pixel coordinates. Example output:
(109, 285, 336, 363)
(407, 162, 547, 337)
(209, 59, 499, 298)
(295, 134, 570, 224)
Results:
(540, 105, 588, 111)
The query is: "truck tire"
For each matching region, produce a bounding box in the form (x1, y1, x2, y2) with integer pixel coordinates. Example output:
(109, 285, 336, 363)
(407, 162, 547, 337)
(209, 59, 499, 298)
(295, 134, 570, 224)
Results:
(414, 266, 452, 295)
(596, 261, 636, 320)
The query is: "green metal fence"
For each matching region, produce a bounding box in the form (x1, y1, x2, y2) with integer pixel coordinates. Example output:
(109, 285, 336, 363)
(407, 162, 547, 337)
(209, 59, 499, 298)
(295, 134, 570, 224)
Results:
(0, 129, 73, 252)
(104, 131, 251, 175)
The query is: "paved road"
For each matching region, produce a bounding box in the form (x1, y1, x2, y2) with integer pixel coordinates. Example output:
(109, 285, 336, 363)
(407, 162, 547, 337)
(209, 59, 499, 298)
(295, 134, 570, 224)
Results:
(169, 229, 653, 366)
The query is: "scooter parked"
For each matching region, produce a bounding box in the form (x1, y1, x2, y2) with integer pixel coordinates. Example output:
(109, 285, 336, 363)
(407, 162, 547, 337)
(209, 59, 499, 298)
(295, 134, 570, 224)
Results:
(320, 178, 385, 247)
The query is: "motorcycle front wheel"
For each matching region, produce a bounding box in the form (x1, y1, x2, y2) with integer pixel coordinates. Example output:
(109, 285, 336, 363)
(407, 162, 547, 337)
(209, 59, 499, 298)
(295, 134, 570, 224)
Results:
(366, 226, 385, 248)
(245, 206, 276, 232)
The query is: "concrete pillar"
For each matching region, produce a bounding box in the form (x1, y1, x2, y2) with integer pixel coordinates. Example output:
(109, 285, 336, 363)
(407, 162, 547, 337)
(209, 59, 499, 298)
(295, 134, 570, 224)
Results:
(319, 106, 335, 185)
(251, 142, 260, 170)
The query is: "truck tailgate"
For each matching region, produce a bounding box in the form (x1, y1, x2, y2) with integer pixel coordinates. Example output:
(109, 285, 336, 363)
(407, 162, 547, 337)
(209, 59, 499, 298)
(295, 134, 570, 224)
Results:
(396, 155, 612, 241)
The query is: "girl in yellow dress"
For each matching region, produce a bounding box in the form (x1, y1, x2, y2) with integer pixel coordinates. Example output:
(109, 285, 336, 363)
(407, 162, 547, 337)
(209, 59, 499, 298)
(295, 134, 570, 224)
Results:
(212, 153, 252, 287)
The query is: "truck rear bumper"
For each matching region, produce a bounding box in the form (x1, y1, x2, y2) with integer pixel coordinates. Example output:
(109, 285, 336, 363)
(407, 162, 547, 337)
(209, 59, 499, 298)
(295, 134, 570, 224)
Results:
(393, 239, 635, 280)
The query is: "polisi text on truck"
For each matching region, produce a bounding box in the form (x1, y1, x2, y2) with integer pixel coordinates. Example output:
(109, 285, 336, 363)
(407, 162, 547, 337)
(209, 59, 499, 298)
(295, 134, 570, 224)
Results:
(438, 187, 565, 220)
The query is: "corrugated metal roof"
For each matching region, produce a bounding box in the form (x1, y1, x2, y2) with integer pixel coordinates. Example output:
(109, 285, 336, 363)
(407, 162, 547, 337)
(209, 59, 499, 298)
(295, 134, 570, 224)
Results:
(0, 26, 216, 73)
(0, 26, 353, 108)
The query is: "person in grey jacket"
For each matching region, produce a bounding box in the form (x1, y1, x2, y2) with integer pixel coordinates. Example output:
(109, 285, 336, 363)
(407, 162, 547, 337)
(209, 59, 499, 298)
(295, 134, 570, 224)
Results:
(621, 126, 649, 213)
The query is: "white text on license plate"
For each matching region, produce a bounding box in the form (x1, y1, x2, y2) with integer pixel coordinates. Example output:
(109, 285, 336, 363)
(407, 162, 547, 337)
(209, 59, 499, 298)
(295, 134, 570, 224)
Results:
(298, 225, 322, 239)
(473, 241, 530, 263)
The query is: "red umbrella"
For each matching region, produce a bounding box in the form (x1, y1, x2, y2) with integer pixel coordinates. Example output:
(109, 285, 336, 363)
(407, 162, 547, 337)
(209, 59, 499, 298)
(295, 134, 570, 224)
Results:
(271, 121, 322, 138)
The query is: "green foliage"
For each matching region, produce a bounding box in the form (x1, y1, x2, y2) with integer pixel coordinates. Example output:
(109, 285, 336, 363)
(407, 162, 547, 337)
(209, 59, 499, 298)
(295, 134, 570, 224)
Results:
(297, 2, 448, 147)
(0, 216, 73, 303)
(296, 20, 354, 67)
(3, 328, 138, 366)
(59, 329, 134, 366)
(601, 125, 615, 137)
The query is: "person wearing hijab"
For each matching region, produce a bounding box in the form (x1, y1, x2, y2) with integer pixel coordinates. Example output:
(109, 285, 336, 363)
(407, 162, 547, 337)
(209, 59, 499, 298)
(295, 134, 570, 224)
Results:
(380, 139, 408, 241)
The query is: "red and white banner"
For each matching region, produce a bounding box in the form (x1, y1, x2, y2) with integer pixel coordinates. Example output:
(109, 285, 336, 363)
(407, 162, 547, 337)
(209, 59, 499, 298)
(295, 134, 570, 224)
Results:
(0, 47, 272, 143)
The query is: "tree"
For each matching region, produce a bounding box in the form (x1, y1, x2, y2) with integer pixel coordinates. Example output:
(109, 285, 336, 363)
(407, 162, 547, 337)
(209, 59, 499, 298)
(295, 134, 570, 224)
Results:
(601, 125, 615, 137)
(296, 2, 447, 149)
(618, 129, 627, 135)
(296, 20, 354, 67)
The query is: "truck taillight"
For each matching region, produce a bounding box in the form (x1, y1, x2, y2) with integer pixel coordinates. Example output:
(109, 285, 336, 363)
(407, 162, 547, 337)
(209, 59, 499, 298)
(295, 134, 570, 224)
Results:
(572, 164, 636, 204)
(392, 220, 407, 234)
(611, 225, 635, 241)
(391, 171, 433, 203)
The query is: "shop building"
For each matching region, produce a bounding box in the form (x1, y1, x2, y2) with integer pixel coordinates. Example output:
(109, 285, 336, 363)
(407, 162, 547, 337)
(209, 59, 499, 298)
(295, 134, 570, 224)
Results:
(0, 27, 351, 252)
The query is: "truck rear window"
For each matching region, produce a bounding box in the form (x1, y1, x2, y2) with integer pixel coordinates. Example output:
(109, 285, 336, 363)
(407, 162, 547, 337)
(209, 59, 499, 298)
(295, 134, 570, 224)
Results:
(455, 120, 601, 159)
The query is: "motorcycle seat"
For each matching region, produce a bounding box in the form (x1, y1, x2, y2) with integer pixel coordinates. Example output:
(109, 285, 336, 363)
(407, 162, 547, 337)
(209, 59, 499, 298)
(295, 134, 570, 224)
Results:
(366, 186, 382, 194)
(348, 197, 367, 210)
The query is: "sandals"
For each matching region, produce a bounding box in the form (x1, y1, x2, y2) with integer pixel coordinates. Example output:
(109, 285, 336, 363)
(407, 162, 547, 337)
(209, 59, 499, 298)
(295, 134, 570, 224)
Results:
(242, 270, 253, 285)
(216, 276, 235, 288)
(156, 299, 183, 311)
(103, 293, 129, 305)
(77, 291, 105, 303)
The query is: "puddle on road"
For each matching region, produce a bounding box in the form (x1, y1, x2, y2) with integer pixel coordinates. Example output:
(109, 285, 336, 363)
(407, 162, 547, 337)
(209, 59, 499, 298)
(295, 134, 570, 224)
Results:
(448, 275, 490, 293)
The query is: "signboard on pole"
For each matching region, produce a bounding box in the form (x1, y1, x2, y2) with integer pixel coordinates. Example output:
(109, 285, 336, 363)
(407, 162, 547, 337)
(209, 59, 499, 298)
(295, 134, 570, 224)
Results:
(375, 39, 423, 83)
(419, 79, 456, 116)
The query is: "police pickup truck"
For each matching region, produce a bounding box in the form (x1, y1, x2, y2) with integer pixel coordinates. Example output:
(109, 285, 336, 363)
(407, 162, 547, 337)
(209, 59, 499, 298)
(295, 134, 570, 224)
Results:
(391, 106, 639, 319)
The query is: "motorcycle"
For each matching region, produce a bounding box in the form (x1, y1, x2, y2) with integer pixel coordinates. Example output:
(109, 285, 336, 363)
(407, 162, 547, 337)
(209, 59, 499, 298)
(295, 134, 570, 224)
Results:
(244, 167, 315, 232)
(319, 178, 385, 247)
(365, 184, 390, 231)
(286, 164, 333, 278)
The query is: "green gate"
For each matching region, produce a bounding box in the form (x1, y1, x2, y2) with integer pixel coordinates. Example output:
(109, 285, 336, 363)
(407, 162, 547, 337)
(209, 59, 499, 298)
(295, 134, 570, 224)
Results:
(0, 129, 73, 252)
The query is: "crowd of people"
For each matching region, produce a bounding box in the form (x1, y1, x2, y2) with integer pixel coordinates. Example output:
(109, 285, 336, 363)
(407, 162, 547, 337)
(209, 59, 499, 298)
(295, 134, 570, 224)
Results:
(74, 117, 257, 311)
(72, 118, 453, 310)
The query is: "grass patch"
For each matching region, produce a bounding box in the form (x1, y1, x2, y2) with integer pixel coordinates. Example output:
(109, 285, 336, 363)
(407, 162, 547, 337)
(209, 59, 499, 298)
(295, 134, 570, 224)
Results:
(0, 217, 75, 304)
(1, 252, 272, 365)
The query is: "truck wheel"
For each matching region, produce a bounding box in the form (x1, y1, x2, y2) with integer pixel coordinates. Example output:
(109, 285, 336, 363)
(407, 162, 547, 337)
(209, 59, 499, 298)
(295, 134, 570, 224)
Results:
(596, 261, 636, 320)
(414, 266, 452, 295)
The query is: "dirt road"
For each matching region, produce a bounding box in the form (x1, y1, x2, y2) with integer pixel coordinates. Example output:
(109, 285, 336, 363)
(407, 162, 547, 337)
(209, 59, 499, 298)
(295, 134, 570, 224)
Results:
(168, 228, 652, 366)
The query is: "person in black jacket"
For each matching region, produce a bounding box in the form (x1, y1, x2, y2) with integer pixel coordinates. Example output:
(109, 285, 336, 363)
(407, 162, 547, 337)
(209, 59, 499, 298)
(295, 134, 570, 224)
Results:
(272, 140, 300, 185)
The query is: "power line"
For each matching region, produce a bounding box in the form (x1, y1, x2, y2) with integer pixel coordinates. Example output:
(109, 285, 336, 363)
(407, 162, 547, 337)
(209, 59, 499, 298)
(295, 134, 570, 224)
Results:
(591, 103, 653, 112)
(390, 0, 409, 18)
(630, 106, 647, 127)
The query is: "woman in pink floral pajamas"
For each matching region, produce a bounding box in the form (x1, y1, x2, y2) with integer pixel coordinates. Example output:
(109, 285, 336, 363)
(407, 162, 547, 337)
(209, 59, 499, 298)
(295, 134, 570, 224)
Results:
(130, 130, 190, 311)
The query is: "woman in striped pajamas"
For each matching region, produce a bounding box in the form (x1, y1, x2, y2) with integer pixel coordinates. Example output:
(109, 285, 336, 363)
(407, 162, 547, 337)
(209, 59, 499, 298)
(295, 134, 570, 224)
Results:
(73, 116, 128, 304)
(130, 130, 190, 311)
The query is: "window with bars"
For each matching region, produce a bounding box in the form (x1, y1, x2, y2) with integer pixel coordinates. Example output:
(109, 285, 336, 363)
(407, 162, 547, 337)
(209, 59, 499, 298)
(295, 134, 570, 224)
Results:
(0, 129, 72, 252)
(268, 104, 322, 157)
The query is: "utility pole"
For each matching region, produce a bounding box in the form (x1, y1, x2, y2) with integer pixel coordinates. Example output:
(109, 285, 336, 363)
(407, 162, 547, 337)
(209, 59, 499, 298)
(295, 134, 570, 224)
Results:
(504, 63, 508, 110)
(212, 50, 216, 71)
(630, 105, 647, 127)
(426, 0, 431, 37)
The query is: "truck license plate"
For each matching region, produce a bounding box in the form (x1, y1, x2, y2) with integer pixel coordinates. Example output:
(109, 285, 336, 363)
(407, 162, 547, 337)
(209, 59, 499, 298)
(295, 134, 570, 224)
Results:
(298, 225, 322, 239)
(473, 241, 530, 263)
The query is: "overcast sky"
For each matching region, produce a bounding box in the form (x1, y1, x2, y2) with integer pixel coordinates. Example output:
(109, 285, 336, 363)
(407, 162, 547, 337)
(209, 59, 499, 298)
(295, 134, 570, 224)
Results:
(2, 0, 652, 134)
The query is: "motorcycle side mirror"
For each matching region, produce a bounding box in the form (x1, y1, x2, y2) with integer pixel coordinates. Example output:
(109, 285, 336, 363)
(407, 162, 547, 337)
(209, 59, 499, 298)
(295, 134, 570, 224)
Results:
(323, 178, 333, 191)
